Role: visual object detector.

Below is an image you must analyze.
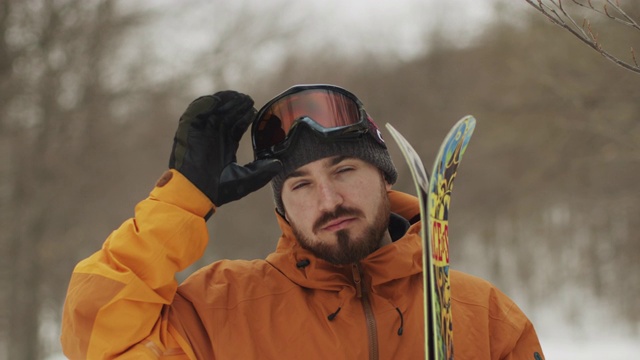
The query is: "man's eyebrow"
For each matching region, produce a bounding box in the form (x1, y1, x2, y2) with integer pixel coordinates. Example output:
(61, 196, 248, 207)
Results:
(287, 169, 306, 179)
(330, 155, 353, 166)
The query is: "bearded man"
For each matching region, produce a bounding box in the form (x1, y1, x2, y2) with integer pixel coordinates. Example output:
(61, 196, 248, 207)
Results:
(61, 85, 545, 359)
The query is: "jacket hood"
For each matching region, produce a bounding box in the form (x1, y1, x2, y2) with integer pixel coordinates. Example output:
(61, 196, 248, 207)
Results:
(265, 190, 423, 296)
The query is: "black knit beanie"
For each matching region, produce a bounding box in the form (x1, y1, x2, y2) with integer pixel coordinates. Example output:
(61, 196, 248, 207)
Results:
(271, 126, 397, 215)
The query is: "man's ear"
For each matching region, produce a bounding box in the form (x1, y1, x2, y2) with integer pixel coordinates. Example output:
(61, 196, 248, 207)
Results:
(382, 170, 392, 191)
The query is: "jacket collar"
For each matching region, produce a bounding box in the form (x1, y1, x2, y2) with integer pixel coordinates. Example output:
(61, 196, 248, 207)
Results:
(265, 190, 423, 292)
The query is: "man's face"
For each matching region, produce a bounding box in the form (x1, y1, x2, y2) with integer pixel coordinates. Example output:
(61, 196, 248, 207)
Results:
(281, 156, 392, 265)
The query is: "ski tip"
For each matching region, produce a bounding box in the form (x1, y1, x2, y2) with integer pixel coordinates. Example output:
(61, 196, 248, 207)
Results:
(460, 115, 477, 126)
(384, 123, 405, 146)
(459, 115, 476, 123)
(452, 115, 477, 136)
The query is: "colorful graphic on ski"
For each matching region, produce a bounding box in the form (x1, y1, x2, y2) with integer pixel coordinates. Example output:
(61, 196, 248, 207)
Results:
(428, 115, 475, 359)
(386, 115, 476, 360)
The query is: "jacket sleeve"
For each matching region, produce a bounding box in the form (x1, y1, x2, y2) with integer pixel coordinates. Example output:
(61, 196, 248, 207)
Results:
(450, 270, 545, 360)
(503, 320, 545, 360)
(490, 285, 546, 360)
(61, 170, 214, 359)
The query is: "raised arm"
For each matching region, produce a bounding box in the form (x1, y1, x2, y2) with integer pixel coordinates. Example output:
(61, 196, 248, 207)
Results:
(60, 91, 281, 359)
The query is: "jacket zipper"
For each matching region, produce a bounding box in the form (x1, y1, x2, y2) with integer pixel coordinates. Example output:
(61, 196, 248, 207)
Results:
(352, 263, 378, 360)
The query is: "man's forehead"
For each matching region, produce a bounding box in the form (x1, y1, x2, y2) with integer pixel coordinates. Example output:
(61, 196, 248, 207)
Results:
(287, 155, 356, 179)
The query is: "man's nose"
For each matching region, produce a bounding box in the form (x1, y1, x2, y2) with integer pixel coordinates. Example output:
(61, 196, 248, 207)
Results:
(316, 180, 343, 211)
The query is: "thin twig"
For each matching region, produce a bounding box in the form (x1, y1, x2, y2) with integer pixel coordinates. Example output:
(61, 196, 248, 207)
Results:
(605, 0, 640, 30)
(524, 0, 640, 74)
(571, 0, 640, 29)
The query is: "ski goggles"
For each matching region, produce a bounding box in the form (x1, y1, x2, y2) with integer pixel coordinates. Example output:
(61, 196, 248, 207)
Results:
(251, 84, 385, 159)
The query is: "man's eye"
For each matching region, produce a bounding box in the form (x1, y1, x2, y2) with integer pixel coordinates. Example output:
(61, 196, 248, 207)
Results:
(291, 181, 309, 190)
(336, 166, 354, 174)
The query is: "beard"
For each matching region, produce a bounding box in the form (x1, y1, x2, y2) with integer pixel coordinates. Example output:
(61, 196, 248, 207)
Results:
(291, 189, 391, 265)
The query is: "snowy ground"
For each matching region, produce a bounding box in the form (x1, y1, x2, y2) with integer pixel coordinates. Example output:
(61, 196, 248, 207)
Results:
(542, 338, 640, 360)
(528, 293, 640, 359)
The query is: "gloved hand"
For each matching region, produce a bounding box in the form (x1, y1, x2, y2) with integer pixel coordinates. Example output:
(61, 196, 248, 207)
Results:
(169, 90, 282, 207)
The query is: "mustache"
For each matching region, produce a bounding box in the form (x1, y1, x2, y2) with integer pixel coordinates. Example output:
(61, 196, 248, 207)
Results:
(313, 206, 364, 233)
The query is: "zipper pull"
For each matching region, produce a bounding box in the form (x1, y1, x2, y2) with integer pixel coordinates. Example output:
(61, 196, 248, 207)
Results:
(351, 263, 363, 298)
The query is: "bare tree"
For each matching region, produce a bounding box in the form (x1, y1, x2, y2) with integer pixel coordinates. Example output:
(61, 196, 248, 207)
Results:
(0, 1, 156, 358)
(524, 0, 640, 74)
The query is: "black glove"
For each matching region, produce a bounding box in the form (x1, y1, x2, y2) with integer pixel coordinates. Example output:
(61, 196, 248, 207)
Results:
(169, 90, 282, 207)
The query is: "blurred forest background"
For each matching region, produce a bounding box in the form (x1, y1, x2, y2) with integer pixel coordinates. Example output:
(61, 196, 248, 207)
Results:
(0, 0, 639, 358)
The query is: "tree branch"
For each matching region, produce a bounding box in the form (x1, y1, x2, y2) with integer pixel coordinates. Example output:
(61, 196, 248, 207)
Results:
(525, 0, 640, 74)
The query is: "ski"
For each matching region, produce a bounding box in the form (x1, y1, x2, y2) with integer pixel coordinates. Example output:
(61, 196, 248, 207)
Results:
(386, 116, 476, 360)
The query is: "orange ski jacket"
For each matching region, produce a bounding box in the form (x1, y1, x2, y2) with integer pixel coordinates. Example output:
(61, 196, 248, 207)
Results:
(61, 170, 545, 359)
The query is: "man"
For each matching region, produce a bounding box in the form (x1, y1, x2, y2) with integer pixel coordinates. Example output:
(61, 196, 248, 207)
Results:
(61, 85, 545, 359)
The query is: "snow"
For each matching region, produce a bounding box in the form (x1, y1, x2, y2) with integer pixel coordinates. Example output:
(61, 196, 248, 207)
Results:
(522, 286, 640, 359)
(542, 338, 640, 360)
